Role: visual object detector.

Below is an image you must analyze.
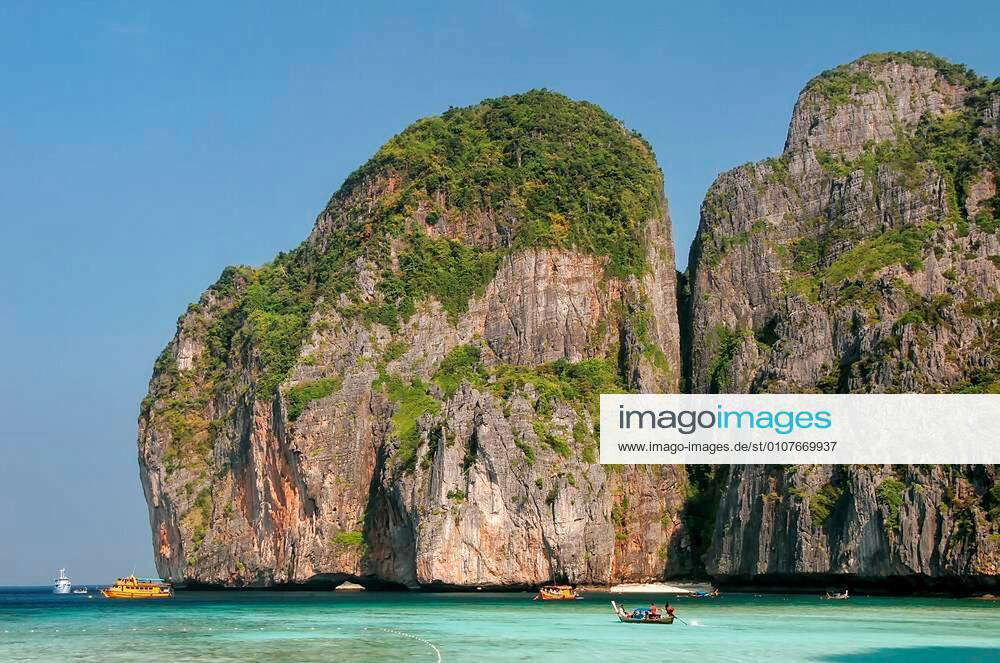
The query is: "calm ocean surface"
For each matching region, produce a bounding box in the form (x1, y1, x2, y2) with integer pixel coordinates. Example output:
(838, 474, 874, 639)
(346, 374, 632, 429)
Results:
(1, 587, 998, 662)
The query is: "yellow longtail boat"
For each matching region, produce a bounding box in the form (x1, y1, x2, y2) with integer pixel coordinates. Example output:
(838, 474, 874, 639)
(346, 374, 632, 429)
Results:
(533, 585, 581, 600)
(101, 575, 173, 599)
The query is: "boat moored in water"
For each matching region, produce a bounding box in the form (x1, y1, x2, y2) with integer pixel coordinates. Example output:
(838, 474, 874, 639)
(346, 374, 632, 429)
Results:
(822, 589, 849, 600)
(612, 601, 675, 624)
(53, 569, 72, 594)
(72, 587, 88, 594)
(533, 585, 581, 600)
(101, 575, 173, 599)
(690, 588, 720, 599)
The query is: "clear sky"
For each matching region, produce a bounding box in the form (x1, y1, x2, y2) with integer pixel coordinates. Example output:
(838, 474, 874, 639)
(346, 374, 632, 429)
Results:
(1, 1, 998, 585)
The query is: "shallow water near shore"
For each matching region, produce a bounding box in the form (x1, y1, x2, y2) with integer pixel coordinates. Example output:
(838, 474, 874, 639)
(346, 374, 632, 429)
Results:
(2, 587, 998, 662)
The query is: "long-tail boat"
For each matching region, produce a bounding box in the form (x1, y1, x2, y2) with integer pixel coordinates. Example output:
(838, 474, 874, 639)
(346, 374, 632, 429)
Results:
(533, 585, 581, 600)
(612, 601, 675, 624)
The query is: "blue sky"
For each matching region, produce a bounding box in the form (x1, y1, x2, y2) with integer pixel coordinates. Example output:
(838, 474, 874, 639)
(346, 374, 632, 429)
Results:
(1, 1, 997, 584)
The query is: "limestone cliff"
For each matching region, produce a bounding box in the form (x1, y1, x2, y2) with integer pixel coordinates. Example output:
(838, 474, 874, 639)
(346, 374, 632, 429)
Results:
(140, 55, 1000, 593)
(685, 52, 1000, 590)
(138, 91, 690, 588)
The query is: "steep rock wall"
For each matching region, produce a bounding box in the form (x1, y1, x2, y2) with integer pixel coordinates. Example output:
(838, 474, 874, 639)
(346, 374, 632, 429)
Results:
(138, 91, 688, 588)
(685, 52, 1000, 590)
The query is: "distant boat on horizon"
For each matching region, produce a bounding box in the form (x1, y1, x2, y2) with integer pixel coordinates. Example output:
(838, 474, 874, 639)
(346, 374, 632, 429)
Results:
(53, 569, 71, 594)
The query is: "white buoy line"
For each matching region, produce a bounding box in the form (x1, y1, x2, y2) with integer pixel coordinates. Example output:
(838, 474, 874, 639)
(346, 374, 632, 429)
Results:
(6, 623, 386, 638)
(376, 626, 443, 662)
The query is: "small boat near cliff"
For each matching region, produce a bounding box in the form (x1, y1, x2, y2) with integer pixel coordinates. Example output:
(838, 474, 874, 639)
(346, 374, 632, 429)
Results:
(690, 588, 720, 599)
(612, 601, 675, 624)
(101, 575, 173, 599)
(822, 589, 849, 600)
(533, 585, 581, 600)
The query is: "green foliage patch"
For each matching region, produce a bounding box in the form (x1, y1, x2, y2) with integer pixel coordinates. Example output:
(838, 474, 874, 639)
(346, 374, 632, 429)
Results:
(514, 436, 536, 466)
(707, 325, 746, 393)
(824, 225, 934, 283)
(378, 350, 624, 473)
(876, 476, 906, 533)
(383, 340, 409, 362)
(432, 344, 487, 398)
(809, 481, 845, 528)
(332, 530, 365, 549)
(951, 369, 1000, 394)
(340, 89, 664, 279)
(490, 357, 624, 417)
(374, 371, 441, 472)
(375, 233, 500, 327)
(681, 466, 729, 563)
(532, 420, 571, 458)
(286, 377, 343, 421)
(782, 225, 936, 303)
(803, 67, 878, 114)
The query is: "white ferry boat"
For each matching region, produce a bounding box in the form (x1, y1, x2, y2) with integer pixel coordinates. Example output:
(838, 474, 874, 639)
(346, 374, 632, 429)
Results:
(53, 568, 72, 594)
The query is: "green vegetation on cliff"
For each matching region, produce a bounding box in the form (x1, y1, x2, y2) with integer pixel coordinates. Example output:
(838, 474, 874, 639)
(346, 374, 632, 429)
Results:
(432, 344, 486, 398)
(804, 51, 982, 113)
(809, 479, 846, 529)
(876, 476, 906, 533)
(784, 87, 998, 301)
(339, 89, 664, 279)
(374, 371, 442, 472)
(706, 325, 746, 392)
(804, 67, 877, 113)
(812, 81, 999, 227)
(286, 376, 343, 421)
(375, 344, 625, 472)
(490, 356, 624, 417)
(154, 90, 665, 409)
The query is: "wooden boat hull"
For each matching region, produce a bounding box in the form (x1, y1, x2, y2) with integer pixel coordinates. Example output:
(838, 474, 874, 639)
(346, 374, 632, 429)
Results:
(611, 601, 674, 624)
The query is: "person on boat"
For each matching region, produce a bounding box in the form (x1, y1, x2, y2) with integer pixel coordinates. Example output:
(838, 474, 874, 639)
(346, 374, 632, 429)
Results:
(665, 602, 675, 618)
(648, 603, 660, 618)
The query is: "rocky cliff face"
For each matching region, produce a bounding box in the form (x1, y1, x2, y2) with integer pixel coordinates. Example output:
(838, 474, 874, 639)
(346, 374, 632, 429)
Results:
(138, 91, 691, 588)
(685, 52, 1000, 589)
(687, 52, 999, 394)
(141, 55, 1000, 593)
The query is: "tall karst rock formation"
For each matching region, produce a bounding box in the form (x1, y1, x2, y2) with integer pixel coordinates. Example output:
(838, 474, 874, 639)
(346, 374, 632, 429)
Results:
(138, 91, 691, 588)
(686, 52, 1000, 590)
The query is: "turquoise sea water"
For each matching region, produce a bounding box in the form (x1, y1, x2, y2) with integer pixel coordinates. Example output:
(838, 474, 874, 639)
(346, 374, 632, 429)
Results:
(1, 588, 998, 662)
